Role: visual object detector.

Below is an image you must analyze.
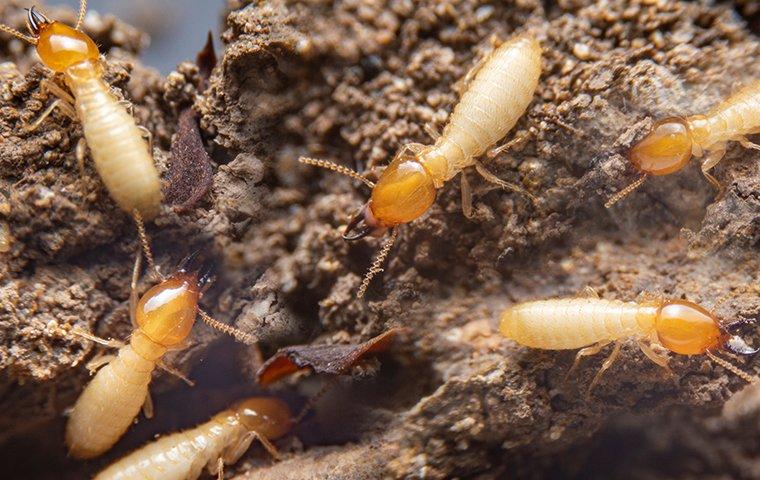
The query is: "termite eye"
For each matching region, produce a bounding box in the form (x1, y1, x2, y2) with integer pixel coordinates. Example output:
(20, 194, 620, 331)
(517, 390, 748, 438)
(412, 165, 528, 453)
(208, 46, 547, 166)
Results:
(369, 155, 436, 227)
(234, 398, 292, 438)
(629, 118, 693, 176)
(134, 273, 200, 347)
(655, 300, 722, 355)
(34, 21, 99, 72)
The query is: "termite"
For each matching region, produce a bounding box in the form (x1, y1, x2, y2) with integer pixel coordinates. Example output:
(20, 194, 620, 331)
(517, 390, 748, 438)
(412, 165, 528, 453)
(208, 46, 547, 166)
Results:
(605, 80, 760, 208)
(301, 33, 542, 297)
(499, 292, 757, 391)
(93, 397, 292, 480)
(0, 1, 162, 220)
(64, 239, 257, 459)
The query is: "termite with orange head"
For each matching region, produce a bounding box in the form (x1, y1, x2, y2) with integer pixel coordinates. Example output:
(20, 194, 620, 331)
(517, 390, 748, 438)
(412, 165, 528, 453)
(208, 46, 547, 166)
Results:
(93, 397, 292, 480)
(301, 33, 542, 297)
(499, 293, 757, 392)
(605, 79, 760, 208)
(64, 243, 258, 459)
(0, 1, 162, 220)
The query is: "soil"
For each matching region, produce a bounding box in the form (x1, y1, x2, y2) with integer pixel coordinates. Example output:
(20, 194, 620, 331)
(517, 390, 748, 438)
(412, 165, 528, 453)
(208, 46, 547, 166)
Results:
(1, 0, 759, 479)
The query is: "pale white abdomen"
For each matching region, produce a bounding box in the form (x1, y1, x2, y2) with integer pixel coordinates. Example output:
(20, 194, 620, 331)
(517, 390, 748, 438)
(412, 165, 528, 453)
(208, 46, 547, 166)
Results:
(692, 80, 760, 150)
(65, 74, 162, 219)
(94, 414, 240, 480)
(423, 34, 542, 183)
(499, 298, 657, 350)
(65, 344, 155, 459)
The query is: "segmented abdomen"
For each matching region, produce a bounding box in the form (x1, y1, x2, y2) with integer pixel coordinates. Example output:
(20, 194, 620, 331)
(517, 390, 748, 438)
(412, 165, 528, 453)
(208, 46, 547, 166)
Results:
(94, 415, 238, 480)
(65, 344, 155, 459)
(431, 34, 542, 180)
(66, 73, 162, 219)
(703, 80, 760, 144)
(499, 298, 656, 350)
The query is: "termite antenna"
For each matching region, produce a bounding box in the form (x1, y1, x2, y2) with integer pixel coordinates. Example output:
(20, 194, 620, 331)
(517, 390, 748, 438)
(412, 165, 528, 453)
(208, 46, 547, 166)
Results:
(294, 377, 339, 424)
(357, 228, 398, 298)
(299, 157, 376, 188)
(604, 174, 648, 208)
(198, 308, 258, 345)
(75, 0, 87, 30)
(132, 209, 162, 280)
(706, 350, 756, 383)
(0, 8, 38, 44)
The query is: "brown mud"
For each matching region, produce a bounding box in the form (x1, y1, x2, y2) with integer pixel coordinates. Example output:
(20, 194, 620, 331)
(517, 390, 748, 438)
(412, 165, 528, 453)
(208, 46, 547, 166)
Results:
(0, 0, 759, 478)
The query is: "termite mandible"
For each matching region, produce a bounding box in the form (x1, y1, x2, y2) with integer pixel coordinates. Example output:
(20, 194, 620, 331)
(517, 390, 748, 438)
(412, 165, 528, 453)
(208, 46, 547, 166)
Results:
(301, 33, 542, 297)
(93, 397, 292, 480)
(499, 291, 757, 392)
(606, 79, 760, 208)
(0, 1, 162, 220)
(64, 237, 257, 459)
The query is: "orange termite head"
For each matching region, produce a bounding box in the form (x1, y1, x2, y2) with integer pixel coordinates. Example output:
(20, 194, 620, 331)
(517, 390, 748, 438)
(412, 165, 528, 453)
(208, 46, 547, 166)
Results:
(343, 148, 436, 241)
(654, 299, 758, 357)
(629, 117, 694, 176)
(232, 397, 293, 439)
(134, 253, 213, 348)
(25, 6, 100, 73)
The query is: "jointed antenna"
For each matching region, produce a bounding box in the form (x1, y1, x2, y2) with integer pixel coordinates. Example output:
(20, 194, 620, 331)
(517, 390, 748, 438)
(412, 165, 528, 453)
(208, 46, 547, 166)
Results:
(706, 350, 755, 384)
(198, 308, 258, 345)
(75, 0, 87, 30)
(0, 22, 36, 44)
(605, 174, 647, 208)
(299, 157, 376, 188)
(357, 228, 398, 298)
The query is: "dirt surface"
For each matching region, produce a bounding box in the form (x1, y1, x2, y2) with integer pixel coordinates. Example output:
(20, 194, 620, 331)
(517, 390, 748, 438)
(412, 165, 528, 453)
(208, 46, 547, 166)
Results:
(1, 0, 759, 478)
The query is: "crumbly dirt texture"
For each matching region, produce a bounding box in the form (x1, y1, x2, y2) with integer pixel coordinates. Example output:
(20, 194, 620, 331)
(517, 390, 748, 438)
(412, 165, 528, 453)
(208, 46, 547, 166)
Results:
(1, 0, 759, 478)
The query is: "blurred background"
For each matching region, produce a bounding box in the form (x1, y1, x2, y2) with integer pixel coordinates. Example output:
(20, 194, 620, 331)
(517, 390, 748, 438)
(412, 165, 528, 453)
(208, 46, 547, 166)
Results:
(58, 0, 224, 73)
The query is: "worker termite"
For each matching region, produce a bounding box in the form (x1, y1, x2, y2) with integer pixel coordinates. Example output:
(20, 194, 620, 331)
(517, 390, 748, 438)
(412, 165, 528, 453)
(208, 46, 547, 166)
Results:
(301, 33, 542, 297)
(605, 79, 760, 208)
(0, 1, 162, 220)
(64, 240, 257, 459)
(93, 397, 292, 480)
(499, 292, 757, 391)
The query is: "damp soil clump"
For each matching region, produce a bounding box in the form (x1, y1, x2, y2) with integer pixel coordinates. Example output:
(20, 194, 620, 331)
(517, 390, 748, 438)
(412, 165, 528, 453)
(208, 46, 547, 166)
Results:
(0, 0, 759, 479)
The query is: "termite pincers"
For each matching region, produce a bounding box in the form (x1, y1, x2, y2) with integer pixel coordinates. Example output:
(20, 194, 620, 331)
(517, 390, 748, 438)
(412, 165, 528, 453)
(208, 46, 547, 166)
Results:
(499, 292, 757, 391)
(301, 33, 542, 297)
(94, 397, 292, 480)
(0, 1, 162, 220)
(606, 80, 760, 208)
(64, 241, 256, 459)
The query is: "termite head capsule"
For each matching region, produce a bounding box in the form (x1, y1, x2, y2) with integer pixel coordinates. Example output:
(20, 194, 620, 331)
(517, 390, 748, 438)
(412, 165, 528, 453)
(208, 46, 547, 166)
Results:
(344, 149, 436, 241)
(26, 6, 100, 73)
(654, 300, 722, 355)
(134, 271, 203, 348)
(232, 397, 293, 439)
(629, 118, 693, 176)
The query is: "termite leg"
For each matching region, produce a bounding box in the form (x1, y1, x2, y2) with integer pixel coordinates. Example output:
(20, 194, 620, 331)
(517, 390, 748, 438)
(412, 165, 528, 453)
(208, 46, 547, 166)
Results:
(214, 458, 224, 480)
(588, 341, 622, 393)
(579, 286, 600, 298)
(70, 327, 125, 349)
(117, 99, 134, 116)
(567, 340, 611, 378)
(637, 340, 674, 375)
(156, 360, 195, 386)
(26, 79, 77, 131)
(699, 145, 727, 197)
(129, 246, 143, 328)
(75, 138, 88, 176)
(474, 161, 538, 204)
(424, 122, 441, 141)
(460, 170, 474, 219)
(40, 78, 75, 104)
(454, 34, 502, 95)
(736, 136, 760, 151)
(137, 125, 154, 154)
(85, 353, 116, 375)
(486, 128, 534, 159)
(142, 392, 154, 419)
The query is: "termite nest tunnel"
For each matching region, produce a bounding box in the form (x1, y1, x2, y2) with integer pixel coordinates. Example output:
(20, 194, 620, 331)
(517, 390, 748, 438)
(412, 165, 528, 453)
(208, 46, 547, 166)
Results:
(1, 0, 760, 479)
